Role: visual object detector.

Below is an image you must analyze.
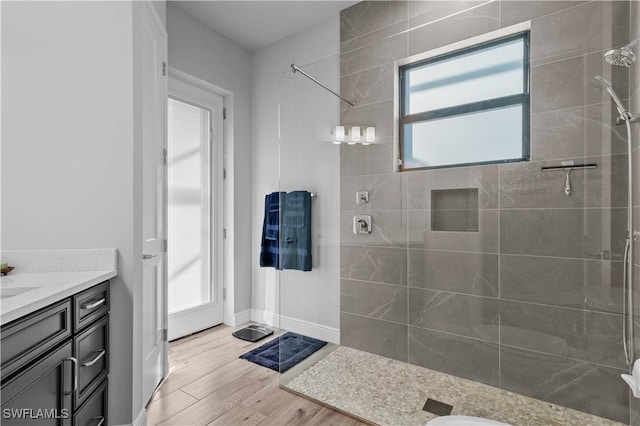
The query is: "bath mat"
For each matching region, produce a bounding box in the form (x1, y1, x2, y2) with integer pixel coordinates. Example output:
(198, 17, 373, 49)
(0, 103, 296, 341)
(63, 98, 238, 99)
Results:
(239, 332, 327, 373)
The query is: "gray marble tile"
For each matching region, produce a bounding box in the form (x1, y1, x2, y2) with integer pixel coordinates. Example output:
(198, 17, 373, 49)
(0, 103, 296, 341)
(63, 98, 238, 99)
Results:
(632, 400, 640, 426)
(338, 139, 395, 179)
(408, 249, 498, 297)
(407, 209, 499, 253)
(530, 103, 627, 161)
(408, 289, 499, 343)
(341, 33, 407, 76)
(407, 1, 499, 57)
(408, 1, 487, 27)
(499, 346, 629, 424)
(369, 141, 396, 175)
(340, 210, 406, 248)
(341, 20, 408, 56)
(340, 143, 371, 177)
(341, 279, 407, 324)
(340, 64, 394, 112)
(340, 175, 372, 212)
(635, 207, 640, 266)
(499, 155, 628, 209)
(341, 1, 408, 44)
(531, 51, 629, 114)
(405, 165, 499, 211)
(500, 1, 589, 29)
(500, 208, 628, 260)
(370, 173, 404, 211)
(632, 0, 640, 43)
(635, 264, 640, 318)
(499, 299, 625, 369)
(340, 244, 407, 285)
(529, 1, 629, 67)
(500, 254, 623, 314)
(340, 100, 394, 139)
(408, 326, 500, 387)
(340, 312, 408, 362)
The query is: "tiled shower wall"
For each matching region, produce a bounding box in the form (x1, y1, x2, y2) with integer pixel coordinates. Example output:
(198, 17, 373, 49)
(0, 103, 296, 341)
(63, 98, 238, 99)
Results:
(339, 1, 632, 423)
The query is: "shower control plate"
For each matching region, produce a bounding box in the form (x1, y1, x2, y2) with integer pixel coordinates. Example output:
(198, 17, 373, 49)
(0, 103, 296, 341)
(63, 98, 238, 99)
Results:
(353, 215, 372, 235)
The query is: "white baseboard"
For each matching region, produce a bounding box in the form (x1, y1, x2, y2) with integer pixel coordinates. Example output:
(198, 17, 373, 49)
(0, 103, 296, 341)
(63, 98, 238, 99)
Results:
(226, 308, 252, 327)
(250, 309, 339, 344)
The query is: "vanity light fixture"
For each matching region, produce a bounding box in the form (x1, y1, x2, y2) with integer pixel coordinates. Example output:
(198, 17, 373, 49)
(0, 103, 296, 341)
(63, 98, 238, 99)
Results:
(332, 125, 375, 145)
(334, 126, 345, 144)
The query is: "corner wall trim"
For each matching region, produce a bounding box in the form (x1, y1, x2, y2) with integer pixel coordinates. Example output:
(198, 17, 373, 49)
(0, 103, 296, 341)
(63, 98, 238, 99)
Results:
(230, 309, 252, 327)
(250, 309, 340, 344)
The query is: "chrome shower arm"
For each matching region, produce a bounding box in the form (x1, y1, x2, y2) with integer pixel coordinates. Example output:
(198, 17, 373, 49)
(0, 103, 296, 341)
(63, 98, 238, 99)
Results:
(291, 64, 356, 107)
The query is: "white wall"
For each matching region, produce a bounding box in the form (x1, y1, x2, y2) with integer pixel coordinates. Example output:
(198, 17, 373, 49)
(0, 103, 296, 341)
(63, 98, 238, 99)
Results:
(166, 4, 253, 324)
(1, 2, 137, 424)
(251, 17, 341, 342)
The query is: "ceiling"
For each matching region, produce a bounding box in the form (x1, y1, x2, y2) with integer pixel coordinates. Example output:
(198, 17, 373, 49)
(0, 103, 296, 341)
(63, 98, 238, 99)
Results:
(170, 1, 359, 51)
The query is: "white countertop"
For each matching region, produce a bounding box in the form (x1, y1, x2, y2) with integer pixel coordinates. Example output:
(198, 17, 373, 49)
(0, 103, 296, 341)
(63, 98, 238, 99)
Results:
(1, 270, 117, 325)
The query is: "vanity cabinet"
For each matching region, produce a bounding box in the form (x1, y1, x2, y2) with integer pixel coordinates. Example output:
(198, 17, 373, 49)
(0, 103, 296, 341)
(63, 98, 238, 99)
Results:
(1, 281, 110, 425)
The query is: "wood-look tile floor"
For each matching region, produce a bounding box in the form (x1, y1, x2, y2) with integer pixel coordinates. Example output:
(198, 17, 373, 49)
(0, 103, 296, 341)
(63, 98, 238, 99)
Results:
(146, 324, 367, 426)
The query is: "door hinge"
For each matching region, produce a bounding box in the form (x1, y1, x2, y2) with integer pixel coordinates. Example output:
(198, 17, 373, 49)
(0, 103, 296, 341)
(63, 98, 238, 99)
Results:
(163, 239, 168, 253)
(210, 128, 213, 143)
(223, 108, 226, 120)
(223, 288, 227, 299)
(223, 228, 227, 239)
(161, 328, 168, 341)
(223, 168, 226, 180)
(162, 61, 167, 76)
(163, 149, 168, 166)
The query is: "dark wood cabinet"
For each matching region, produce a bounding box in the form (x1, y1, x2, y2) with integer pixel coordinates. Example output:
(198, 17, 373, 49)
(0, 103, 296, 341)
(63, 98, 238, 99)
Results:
(1, 281, 109, 426)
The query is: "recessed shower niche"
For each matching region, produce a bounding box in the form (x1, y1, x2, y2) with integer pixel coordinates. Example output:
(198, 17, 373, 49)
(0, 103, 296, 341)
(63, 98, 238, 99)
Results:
(431, 188, 479, 232)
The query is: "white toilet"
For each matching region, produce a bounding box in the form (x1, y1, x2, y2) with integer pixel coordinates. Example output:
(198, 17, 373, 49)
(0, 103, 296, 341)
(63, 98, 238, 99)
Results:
(426, 415, 512, 425)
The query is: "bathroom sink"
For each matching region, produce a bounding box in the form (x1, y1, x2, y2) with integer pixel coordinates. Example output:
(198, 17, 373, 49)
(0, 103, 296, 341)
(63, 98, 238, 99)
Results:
(0, 287, 38, 299)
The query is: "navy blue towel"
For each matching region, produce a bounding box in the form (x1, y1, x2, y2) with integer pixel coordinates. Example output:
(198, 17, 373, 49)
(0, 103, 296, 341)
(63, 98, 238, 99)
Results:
(259, 191, 312, 271)
(260, 192, 284, 268)
(280, 191, 312, 271)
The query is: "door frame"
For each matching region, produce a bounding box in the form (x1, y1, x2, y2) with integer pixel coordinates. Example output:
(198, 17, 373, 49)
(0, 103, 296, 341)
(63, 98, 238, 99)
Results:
(167, 69, 225, 340)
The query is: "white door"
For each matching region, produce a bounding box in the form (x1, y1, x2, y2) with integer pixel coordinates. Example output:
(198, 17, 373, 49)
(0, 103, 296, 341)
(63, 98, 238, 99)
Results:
(167, 74, 224, 341)
(138, 1, 168, 405)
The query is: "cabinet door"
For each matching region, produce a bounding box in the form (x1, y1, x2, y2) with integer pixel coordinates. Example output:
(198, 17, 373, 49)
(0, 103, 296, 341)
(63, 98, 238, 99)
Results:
(1, 342, 73, 426)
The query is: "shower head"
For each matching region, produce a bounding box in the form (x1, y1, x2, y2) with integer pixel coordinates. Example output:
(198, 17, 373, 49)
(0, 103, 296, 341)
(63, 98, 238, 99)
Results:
(592, 75, 628, 116)
(604, 36, 640, 67)
(604, 47, 636, 67)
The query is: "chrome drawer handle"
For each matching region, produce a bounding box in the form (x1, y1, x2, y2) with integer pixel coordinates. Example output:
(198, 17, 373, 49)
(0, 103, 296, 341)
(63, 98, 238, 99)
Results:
(81, 298, 106, 310)
(82, 349, 106, 367)
(142, 254, 158, 260)
(64, 357, 78, 395)
(94, 416, 105, 426)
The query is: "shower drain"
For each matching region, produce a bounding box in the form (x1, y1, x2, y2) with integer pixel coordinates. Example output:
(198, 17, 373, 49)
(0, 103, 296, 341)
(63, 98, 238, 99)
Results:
(423, 398, 453, 416)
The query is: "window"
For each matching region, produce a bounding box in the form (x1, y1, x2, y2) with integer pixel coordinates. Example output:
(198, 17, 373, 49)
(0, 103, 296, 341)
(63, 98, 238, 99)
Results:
(399, 31, 530, 170)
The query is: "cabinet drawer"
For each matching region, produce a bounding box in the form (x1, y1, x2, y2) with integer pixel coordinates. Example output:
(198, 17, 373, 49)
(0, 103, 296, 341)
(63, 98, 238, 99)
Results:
(74, 316, 108, 408)
(73, 281, 109, 332)
(73, 381, 107, 426)
(1, 299, 72, 378)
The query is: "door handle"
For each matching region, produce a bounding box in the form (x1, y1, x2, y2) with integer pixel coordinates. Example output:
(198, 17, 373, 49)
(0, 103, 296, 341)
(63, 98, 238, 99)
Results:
(142, 254, 158, 260)
(81, 298, 106, 310)
(82, 349, 106, 367)
(64, 357, 78, 395)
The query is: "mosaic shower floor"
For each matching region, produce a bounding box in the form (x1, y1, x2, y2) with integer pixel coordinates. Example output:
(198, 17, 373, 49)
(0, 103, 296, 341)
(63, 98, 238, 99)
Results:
(282, 345, 625, 426)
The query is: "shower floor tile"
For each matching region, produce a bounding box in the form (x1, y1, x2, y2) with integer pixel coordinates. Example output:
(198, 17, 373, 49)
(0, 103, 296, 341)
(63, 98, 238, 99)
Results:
(283, 345, 624, 426)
